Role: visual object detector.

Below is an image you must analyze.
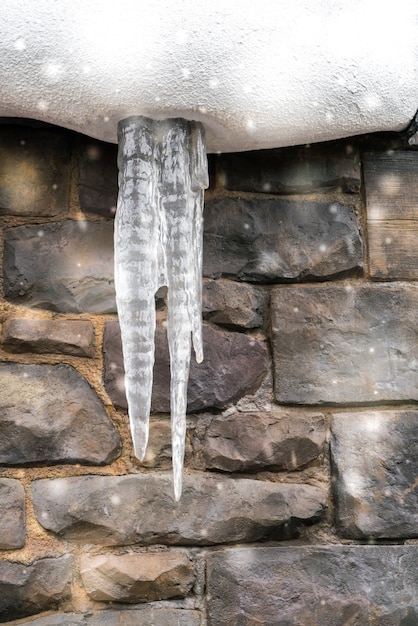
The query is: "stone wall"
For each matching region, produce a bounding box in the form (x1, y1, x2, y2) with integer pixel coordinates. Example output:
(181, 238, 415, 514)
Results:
(0, 121, 417, 624)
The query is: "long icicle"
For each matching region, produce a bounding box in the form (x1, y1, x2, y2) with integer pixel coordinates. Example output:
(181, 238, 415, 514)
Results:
(114, 116, 208, 500)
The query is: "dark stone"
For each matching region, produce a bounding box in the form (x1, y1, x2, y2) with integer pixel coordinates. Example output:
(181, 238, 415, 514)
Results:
(0, 479, 25, 549)
(31, 473, 326, 546)
(0, 363, 121, 465)
(218, 142, 360, 194)
(77, 139, 118, 218)
(80, 551, 195, 602)
(5, 611, 201, 626)
(192, 411, 326, 472)
(271, 283, 418, 404)
(3, 221, 115, 313)
(0, 126, 71, 216)
(203, 197, 363, 281)
(0, 555, 72, 622)
(206, 546, 418, 626)
(331, 410, 418, 538)
(2, 318, 95, 357)
(202, 279, 268, 328)
(104, 321, 268, 413)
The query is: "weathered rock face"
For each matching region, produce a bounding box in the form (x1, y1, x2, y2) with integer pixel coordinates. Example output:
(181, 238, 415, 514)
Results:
(31, 473, 326, 546)
(0, 126, 71, 217)
(365, 151, 418, 280)
(2, 318, 95, 357)
(192, 411, 326, 472)
(206, 546, 418, 626)
(203, 197, 363, 281)
(271, 282, 418, 404)
(202, 279, 268, 329)
(80, 551, 195, 602)
(0, 363, 121, 465)
(331, 410, 418, 538)
(4, 609, 201, 626)
(0, 479, 25, 549)
(218, 142, 360, 194)
(77, 139, 118, 218)
(3, 221, 115, 313)
(103, 321, 268, 413)
(0, 555, 72, 623)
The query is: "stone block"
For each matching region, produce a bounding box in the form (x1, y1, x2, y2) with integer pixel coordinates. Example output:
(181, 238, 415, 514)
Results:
(219, 142, 360, 194)
(192, 411, 326, 472)
(206, 546, 418, 625)
(2, 318, 95, 357)
(0, 479, 25, 549)
(202, 278, 268, 328)
(331, 410, 418, 538)
(0, 363, 121, 465)
(0, 125, 71, 216)
(364, 151, 418, 279)
(203, 197, 363, 281)
(80, 551, 194, 602)
(3, 221, 115, 313)
(77, 139, 118, 218)
(271, 282, 418, 404)
(0, 555, 72, 622)
(103, 321, 268, 413)
(31, 473, 326, 546)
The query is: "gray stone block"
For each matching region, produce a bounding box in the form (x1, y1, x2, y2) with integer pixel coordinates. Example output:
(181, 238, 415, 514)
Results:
(103, 321, 268, 413)
(271, 283, 418, 404)
(202, 279, 268, 328)
(0, 555, 72, 622)
(2, 318, 95, 357)
(0, 479, 25, 549)
(192, 411, 326, 472)
(80, 551, 195, 602)
(4, 609, 201, 626)
(218, 143, 360, 194)
(206, 546, 418, 625)
(331, 410, 418, 538)
(0, 363, 121, 465)
(77, 139, 118, 218)
(203, 197, 363, 281)
(0, 126, 71, 216)
(31, 473, 326, 546)
(3, 221, 115, 313)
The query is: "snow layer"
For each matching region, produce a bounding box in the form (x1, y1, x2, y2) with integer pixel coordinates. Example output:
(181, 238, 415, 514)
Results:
(0, 0, 417, 152)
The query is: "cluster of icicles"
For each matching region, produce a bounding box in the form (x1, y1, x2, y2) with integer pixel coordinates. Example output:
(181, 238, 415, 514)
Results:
(114, 116, 208, 500)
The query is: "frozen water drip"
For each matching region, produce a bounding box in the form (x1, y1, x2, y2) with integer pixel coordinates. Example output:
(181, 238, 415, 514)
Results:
(115, 116, 208, 500)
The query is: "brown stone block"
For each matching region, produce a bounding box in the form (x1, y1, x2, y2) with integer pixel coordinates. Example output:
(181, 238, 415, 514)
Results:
(0, 478, 25, 549)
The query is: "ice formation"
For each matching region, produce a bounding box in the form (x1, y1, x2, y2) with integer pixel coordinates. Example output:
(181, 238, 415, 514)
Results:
(115, 116, 208, 500)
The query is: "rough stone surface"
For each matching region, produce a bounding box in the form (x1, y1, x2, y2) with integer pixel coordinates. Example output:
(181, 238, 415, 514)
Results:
(3, 221, 116, 313)
(9, 610, 201, 626)
(0, 126, 71, 216)
(2, 318, 95, 357)
(77, 140, 118, 218)
(0, 363, 121, 465)
(0, 479, 25, 549)
(203, 197, 363, 281)
(80, 551, 195, 602)
(103, 321, 268, 413)
(202, 279, 268, 328)
(0, 555, 72, 623)
(219, 143, 360, 194)
(31, 473, 326, 546)
(271, 282, 418, 404)
(192, 411, 326, 472)
(206, 546, 418, 626)
(364, 151, 418, 279)
(331, 410, 418, 538)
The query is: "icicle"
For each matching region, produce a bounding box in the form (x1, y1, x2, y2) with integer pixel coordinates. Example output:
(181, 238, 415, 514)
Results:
(115, 116, 208, 500)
